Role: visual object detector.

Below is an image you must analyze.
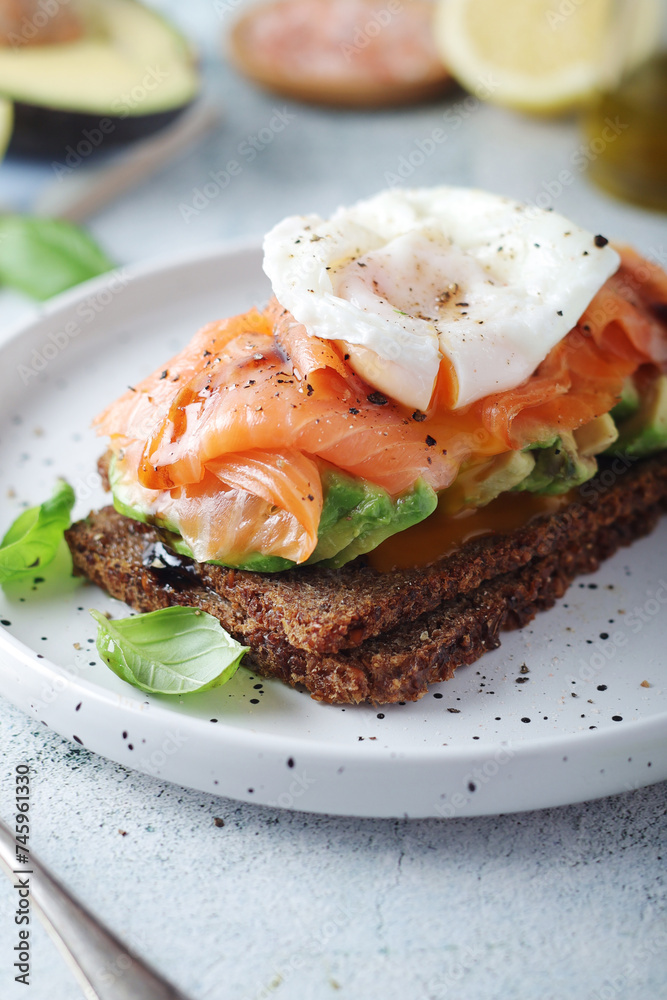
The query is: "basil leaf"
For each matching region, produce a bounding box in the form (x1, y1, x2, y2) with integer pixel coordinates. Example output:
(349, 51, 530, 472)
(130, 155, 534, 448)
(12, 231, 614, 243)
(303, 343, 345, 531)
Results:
(90, 606, 249, 695)
(0, 216, 113, 300)
(0, 479, 75, 584)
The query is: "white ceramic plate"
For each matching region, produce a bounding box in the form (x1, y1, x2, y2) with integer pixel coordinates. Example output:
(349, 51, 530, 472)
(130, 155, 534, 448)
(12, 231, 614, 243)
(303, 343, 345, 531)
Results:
(0, 244, 665, 818)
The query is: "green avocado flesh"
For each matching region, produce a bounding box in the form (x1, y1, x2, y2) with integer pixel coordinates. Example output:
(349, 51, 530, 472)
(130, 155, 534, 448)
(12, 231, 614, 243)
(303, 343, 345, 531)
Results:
(438, 450, 536, 512)
(608, 374, 667, 458)
(515, 432, 598, 495)
(109, 374, 667, 573)
(307, 472, 437, 569)
(611, 376, 641, 424)
(0, 0, 198, 117)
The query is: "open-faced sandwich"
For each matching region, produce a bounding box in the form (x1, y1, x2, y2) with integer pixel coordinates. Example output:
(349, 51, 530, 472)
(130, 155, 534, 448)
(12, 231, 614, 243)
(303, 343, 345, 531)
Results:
(66, 187, 667, 704)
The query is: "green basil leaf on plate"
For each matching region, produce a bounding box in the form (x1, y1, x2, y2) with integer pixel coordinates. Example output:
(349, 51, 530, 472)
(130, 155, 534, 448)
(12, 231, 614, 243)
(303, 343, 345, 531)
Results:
(0, 215, 113, 300)
(90, 606, 249, 695)
(0, 479, 75, 584)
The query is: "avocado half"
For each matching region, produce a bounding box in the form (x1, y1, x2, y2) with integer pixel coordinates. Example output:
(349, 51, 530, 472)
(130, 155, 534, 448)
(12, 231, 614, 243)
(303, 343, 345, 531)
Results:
(1, 0, 200, 158)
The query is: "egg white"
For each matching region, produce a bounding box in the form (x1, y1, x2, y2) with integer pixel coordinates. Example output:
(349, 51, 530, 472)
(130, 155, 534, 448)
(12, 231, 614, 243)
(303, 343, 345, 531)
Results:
(262, 187, 620, 411)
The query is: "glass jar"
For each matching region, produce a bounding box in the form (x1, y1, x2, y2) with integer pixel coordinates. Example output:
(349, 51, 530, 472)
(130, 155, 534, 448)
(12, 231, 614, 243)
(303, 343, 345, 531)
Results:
(581, 0, 667, 212)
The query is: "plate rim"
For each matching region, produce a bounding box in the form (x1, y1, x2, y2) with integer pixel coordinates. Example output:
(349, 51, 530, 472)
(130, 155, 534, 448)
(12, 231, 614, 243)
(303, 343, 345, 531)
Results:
(2, 623, 666, 761)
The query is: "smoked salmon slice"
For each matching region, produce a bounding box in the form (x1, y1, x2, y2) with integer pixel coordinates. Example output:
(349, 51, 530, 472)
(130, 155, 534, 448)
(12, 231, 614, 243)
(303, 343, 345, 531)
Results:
(479, 248, 666, 449)
(112, 441, 322, 565)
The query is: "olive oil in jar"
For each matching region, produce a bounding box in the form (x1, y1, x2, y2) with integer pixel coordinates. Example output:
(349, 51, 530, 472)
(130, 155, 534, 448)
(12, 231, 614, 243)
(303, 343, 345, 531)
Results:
(582, 51, 667, 212)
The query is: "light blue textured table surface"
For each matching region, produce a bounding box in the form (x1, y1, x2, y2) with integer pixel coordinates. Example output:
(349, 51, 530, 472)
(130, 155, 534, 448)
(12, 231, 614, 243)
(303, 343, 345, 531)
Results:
(0, 3, 666, 999)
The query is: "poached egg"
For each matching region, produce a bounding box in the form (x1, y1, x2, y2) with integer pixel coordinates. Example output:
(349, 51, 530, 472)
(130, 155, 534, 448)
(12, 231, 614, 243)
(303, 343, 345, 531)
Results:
(262, 187, 620, 411)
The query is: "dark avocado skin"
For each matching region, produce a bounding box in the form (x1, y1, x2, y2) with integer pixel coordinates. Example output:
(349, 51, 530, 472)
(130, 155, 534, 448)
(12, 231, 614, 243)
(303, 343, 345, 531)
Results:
(7, 98, 193, 159)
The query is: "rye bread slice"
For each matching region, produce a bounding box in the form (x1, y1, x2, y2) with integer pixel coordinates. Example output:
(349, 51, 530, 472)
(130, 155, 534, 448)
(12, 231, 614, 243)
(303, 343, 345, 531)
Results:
(66, 453, 667, 704)
(96, 451, 667, 654)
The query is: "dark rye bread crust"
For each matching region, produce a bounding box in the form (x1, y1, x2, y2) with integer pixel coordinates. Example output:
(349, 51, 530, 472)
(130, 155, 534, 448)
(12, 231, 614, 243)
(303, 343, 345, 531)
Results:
(66, 452, 667, 704)
(93, 450, 667, 655)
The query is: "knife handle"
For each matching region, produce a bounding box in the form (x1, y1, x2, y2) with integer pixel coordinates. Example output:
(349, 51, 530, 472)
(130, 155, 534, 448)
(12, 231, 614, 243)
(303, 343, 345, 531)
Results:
(0, 817, 192, 1000)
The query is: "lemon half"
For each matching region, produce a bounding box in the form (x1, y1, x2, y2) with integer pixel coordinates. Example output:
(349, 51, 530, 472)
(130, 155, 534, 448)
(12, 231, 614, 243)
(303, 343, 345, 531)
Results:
(434, 0, 660, 114)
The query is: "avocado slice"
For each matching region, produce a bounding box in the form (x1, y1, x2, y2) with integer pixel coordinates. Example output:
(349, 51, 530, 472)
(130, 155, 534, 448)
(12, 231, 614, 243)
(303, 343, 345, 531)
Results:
(438, 450, 536, 515)
(611, 376, 641, 424)
(573, 412, 619, 457)
(306, 470, 393, 564)
(515, 431, 597, 495)
(2, 0, 200, 158)
(610, 374, 667, 457)
(311, 475, 437, 569)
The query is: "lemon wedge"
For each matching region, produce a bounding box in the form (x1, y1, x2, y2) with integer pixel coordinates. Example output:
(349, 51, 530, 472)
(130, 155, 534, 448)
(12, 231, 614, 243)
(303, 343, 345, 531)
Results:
(433, 0, 660, 114)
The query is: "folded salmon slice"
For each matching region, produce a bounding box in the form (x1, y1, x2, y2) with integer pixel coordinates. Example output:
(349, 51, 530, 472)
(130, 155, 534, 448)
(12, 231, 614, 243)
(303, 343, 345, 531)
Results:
(479, 248, 667, 448)
(112, 441, 322, 564)
(99, 304, 462, 498)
